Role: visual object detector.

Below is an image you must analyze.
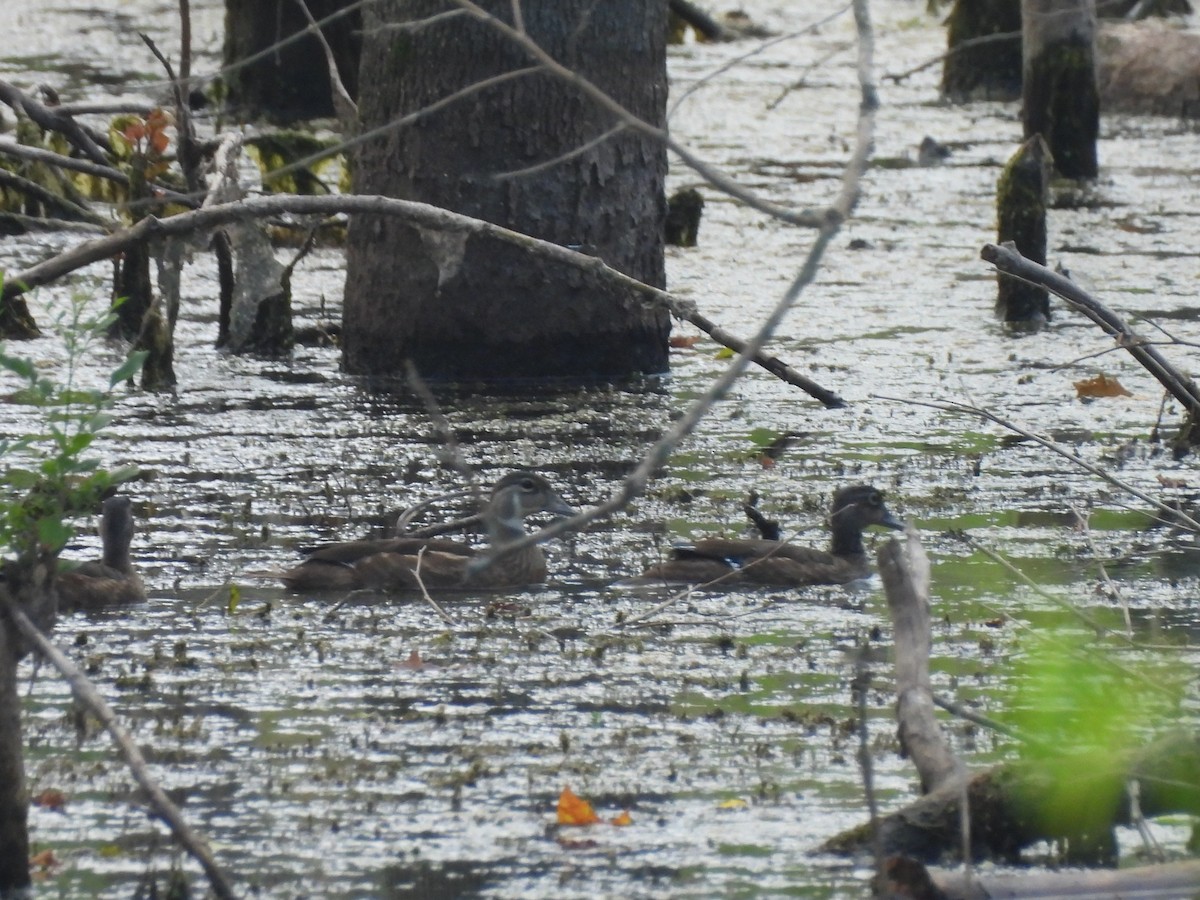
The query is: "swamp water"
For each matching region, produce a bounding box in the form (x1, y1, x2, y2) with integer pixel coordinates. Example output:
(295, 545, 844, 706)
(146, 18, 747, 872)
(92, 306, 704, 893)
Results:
(2, 0, 1200, 896)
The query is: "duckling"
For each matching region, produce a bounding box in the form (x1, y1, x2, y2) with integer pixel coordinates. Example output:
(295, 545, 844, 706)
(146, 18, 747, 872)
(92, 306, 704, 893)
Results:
(280, 470, 576, 593)
(640, 484, 904, 587)
(57, 495, 146, 611)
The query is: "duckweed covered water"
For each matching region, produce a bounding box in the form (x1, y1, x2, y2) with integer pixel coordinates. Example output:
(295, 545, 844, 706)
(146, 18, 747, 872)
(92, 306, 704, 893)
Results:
(3, 1, 1200, 896)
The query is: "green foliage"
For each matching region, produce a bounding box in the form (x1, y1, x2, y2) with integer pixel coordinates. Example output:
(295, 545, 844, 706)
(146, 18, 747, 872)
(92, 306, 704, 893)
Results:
(0, 284, 144, 560)
(246, 132, 342, 195)
(1003, 632, 1183, 840)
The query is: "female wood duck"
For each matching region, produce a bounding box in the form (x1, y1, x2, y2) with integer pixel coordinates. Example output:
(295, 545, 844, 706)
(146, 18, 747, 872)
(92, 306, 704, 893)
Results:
(280, 470, 577, 593)
(57, 495, 147, 611)
(640, 485, 904, 587)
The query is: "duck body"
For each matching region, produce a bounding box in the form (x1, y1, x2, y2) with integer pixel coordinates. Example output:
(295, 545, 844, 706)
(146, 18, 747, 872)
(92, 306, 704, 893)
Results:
(280, 470, 575, 593)
(57, 496, 146, 611)
(640, 485, 903, 588)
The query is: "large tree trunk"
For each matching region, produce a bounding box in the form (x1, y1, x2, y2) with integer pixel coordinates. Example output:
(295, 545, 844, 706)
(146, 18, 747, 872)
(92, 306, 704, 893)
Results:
(1022, 0, 1100, 179)
(222, 0, 361, 122)
(942, 0, 1023, 102)
(343, 0, 671, 382)
(0, 613, 29, 894)
(0, 558, 55, 895)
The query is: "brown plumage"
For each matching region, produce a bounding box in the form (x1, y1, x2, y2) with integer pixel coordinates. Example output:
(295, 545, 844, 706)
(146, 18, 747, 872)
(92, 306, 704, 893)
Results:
(639, 485, 904, 587)
(280, 470, 576, 593)
(57, 495, 147, 611)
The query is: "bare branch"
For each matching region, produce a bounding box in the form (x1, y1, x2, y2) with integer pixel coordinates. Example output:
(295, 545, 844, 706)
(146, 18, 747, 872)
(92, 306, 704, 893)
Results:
(0, 168, 108, 227)
(875, 393, 1200, 535)
(982, 241, 1200, 418)
(467, 0, 878, 573)
(2, 192, 841, 404)
(449, 0, 830, 228)
(0, 79, 110, 165)
(0, 598, 236, 899)
(292, 0, 358, 125)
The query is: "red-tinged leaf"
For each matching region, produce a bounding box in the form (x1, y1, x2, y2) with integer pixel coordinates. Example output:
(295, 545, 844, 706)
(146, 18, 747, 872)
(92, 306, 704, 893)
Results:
(396, 650, 425, 671)
(32, 789, 67, 811)
(557, 786, 601, 826)
(122, 122, 145, 143)
(30, 849, 59, 870)
(610, 810, 633, 826)
(1073, 374, 1132, 399)
(1157, 474, 1189, 489)
(669, 335, 702, 349)
(758, 455, 775, 470)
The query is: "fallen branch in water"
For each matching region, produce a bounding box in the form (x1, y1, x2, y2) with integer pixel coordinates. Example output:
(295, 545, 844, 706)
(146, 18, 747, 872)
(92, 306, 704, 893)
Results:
(2, 192, 844, 407)
(0, 596, 236, 899)
(982, 241, 1200, 444)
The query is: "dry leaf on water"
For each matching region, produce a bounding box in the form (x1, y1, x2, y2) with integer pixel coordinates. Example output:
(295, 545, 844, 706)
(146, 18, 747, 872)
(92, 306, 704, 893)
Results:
(557, 786, 601, 826)
(669, 335, 703, 349)
(395, 650, 426, 671)
(1073, 374, 1132, 399)
(32, 789, 67, 812)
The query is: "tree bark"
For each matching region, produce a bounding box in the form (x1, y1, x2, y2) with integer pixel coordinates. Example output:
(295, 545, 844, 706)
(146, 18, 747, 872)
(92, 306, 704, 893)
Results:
(0, 610, 29, 894)
(344, 0, 671, 381)
(995, 136, 1051, 323)
(0, 557, 56, 895)
(222, 0, 361, 122)
(1022, 0, 1100, 179)
(942, 0, 1023, 102)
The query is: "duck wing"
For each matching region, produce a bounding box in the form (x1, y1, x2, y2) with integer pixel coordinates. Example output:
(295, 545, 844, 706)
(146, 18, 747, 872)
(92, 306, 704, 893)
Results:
(281, 537, 476, 592)
(679, 539, 869, 586)
(299, 536, 473, 565)
(57, 563, 146, 610)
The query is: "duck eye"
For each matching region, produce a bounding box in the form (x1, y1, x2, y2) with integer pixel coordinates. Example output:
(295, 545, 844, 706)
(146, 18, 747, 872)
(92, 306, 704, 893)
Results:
(520, 478, 536, 492)
(869, 492, 882, 505)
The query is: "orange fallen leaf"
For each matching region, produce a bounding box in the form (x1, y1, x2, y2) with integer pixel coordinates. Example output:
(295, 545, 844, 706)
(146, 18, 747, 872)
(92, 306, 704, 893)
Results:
(396, 650, 425, 671)
(669, 335, 703, 349)
(557, 786, 601, 826)
(30, 848, 59, 876)
(1074, 374, 1132, 399)
(610, 810, 633, 826)
(32, 789, 67, 812)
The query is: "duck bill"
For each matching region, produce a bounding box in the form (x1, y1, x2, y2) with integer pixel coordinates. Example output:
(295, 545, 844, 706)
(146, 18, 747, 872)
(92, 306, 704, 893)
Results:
(548, 497, 579, 519)
(881, 511, 905, 530)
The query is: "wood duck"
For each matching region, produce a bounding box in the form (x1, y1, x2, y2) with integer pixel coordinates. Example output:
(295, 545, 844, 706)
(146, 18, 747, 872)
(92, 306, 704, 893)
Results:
(57, 495, 147, 611)
(280, 470, 577, 593)
(639, 485, 904, 587)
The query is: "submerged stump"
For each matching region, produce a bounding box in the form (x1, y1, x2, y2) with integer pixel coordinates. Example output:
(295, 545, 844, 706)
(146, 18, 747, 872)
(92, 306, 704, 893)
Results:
(1022, 0, 1100, 179)
(942, 0, 1023, 102)
(996, 136, 1052, 325)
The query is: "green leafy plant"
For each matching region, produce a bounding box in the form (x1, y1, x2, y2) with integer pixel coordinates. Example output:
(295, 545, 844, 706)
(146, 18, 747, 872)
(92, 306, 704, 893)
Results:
(0, 284, 145, 560)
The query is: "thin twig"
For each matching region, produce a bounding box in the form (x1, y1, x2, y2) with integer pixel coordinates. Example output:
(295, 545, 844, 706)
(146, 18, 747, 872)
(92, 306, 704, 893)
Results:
(875, 394, 1200, 535)
(671, 6, 851, 117)
(1068, 504, 1132, 638)
(3, 192, 841, 404)
(449, 0, 829, 229)
(1, 598, 236, 899)
(467, 0, 877, 574)
(412, 547, 457, 626)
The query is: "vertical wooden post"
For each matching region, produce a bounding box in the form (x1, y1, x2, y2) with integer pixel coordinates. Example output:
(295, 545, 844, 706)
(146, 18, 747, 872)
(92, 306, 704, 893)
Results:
(1022, 0, 1099, 179)
(941, 0, 1022, 102)
(996, 136, 1052, 325)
